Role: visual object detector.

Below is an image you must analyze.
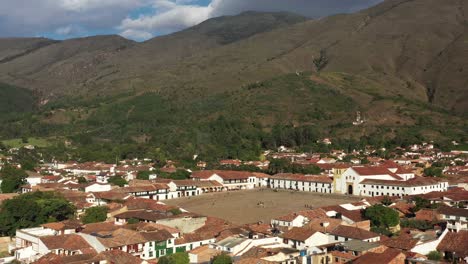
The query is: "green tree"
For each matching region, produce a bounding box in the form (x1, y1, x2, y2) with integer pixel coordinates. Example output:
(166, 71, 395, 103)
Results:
(107, 176, 127, 187)
(381, 196, 393, 206)
(127, 218, 139, 224)
(212, 253, 233, 264)
(423, 167, 443, 177)
(81, 206, 108, 224)
(400, 219, 433, 231)
(77, 176, 88, 184)
(313, 49, 329, 72)
(0, 192, 75, 236)
(137, 171, 151, 180)
(364, 204, 399, 231)
(411, 197, 438, 212)
(158, 169, 191, 180)
(0, 165, 27, 193)
(427, 251, 442, 261)
(158, 252, 189, 264)
(169, 208, 182, 216)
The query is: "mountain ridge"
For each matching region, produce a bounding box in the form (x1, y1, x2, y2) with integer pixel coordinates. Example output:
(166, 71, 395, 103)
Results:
(0, 2, 466, 160)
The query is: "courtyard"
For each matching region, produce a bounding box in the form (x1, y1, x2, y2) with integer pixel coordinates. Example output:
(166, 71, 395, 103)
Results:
(164, 189, 360, 225)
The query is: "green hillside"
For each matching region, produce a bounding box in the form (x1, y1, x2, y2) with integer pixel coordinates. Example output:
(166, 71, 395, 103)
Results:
(0, 83, 35, 113)
(1, 73, 465, 162)
(0, 2, 467, 161)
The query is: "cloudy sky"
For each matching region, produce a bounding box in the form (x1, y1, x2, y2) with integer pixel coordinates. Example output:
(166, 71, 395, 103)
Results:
(0, 0, 382, 41)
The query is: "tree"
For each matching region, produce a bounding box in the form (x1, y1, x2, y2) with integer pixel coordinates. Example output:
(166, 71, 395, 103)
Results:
(411, 197, 438, 212)
(427, 251, 442, 261)
(400, 219, 433, 231)
(0, 165, 27, 193)
(212, 253, 233, 264)
(169, 208, 182, 216)
(77, 176, 88, 184)
(107, 176, 127, 187)
(81, 206, 108, 224)
(0, 191, 75, 236)
(158, 169, 191, 180)
(364, 204, 399, 232)
(137, 171, 151, 180)
(313, 49, 329, 72)
(423, 167, 443, 177)
(381, 196, 393, 206)
(158, 252, 189, 264)
(127, 218, 139, 224)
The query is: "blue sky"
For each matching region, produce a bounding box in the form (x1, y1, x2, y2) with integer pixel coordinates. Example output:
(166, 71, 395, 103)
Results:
(0, 0, 382, 41)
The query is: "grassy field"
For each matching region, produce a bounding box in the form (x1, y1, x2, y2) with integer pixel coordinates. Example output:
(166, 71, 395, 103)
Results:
(2, 137, 51, 148)
(164, 189, 359, 225)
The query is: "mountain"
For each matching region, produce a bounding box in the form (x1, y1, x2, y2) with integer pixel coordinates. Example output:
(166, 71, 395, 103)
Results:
(0, 35, 135, 97)
(0, 4, 466, 160)
(0, 3, 466, 112)
(0, 12, 307, 98)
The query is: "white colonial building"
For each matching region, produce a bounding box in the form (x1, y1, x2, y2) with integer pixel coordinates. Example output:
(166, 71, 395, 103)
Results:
(359, 177, 448, 197)
(191, 170, 267, 190)
(269, 173, 333, 194)
(334, 163, 447, 197)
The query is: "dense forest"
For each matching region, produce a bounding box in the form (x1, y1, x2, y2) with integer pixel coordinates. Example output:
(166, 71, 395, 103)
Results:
(0, 74, 466, 163)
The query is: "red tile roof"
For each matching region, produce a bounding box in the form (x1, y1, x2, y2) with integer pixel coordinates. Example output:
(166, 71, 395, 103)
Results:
(124, 197, 176, 212)
(360, 177, 444, 187)
(270, 173, 333, 183)
(191, 170, 253, 180)
(281, 227, 319, 241)
(329, 225, 380, 240)
(353, 248, 404, 264)
(352, 166, 403, 180)
(275, 208, 328, 222)
(321, 205, 365, 222)
(120, 183, 169, 193)
(381, 232, 418, 251)
(437, 231, 468, 256)
(89, 249, 143, 264)
(40, 234, 94, 252)
(415, 209, 438, 222)
(438, 206, 468, 218)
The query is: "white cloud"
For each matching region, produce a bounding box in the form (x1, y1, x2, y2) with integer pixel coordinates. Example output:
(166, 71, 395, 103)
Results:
(120, 29, 153, 40)
(117, 0, 383, 41)
(59, 0, 145, 12)
(55, 25, 73, 35)
(119, 2, 213, 35)
(0, 0, 146, 37)
(0, 0, 383, 40)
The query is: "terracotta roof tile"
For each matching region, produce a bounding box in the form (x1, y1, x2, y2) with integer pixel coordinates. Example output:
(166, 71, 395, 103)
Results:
(191, 170, 253, 180)
(415, 209, 438, 222)
(40, 234, 94, 252)
(438, 206, 468, 218)
(353, 248, 404, 264)
(381, 233, 418, 251)
(329, 225, 380, 240)
(281, 227, 318, 241)
(437, 230, 468, 256)
(270, 173, 333, 183)
(360, 177, 444, 187)
(89, 249, 143, 264)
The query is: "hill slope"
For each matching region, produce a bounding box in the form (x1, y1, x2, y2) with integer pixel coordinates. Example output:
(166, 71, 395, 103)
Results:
(0, 2, 466, 113)
(0, 3, 466, 160)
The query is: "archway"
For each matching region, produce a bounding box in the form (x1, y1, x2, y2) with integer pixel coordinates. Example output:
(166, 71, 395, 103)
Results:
(348, 185, 353, 195)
